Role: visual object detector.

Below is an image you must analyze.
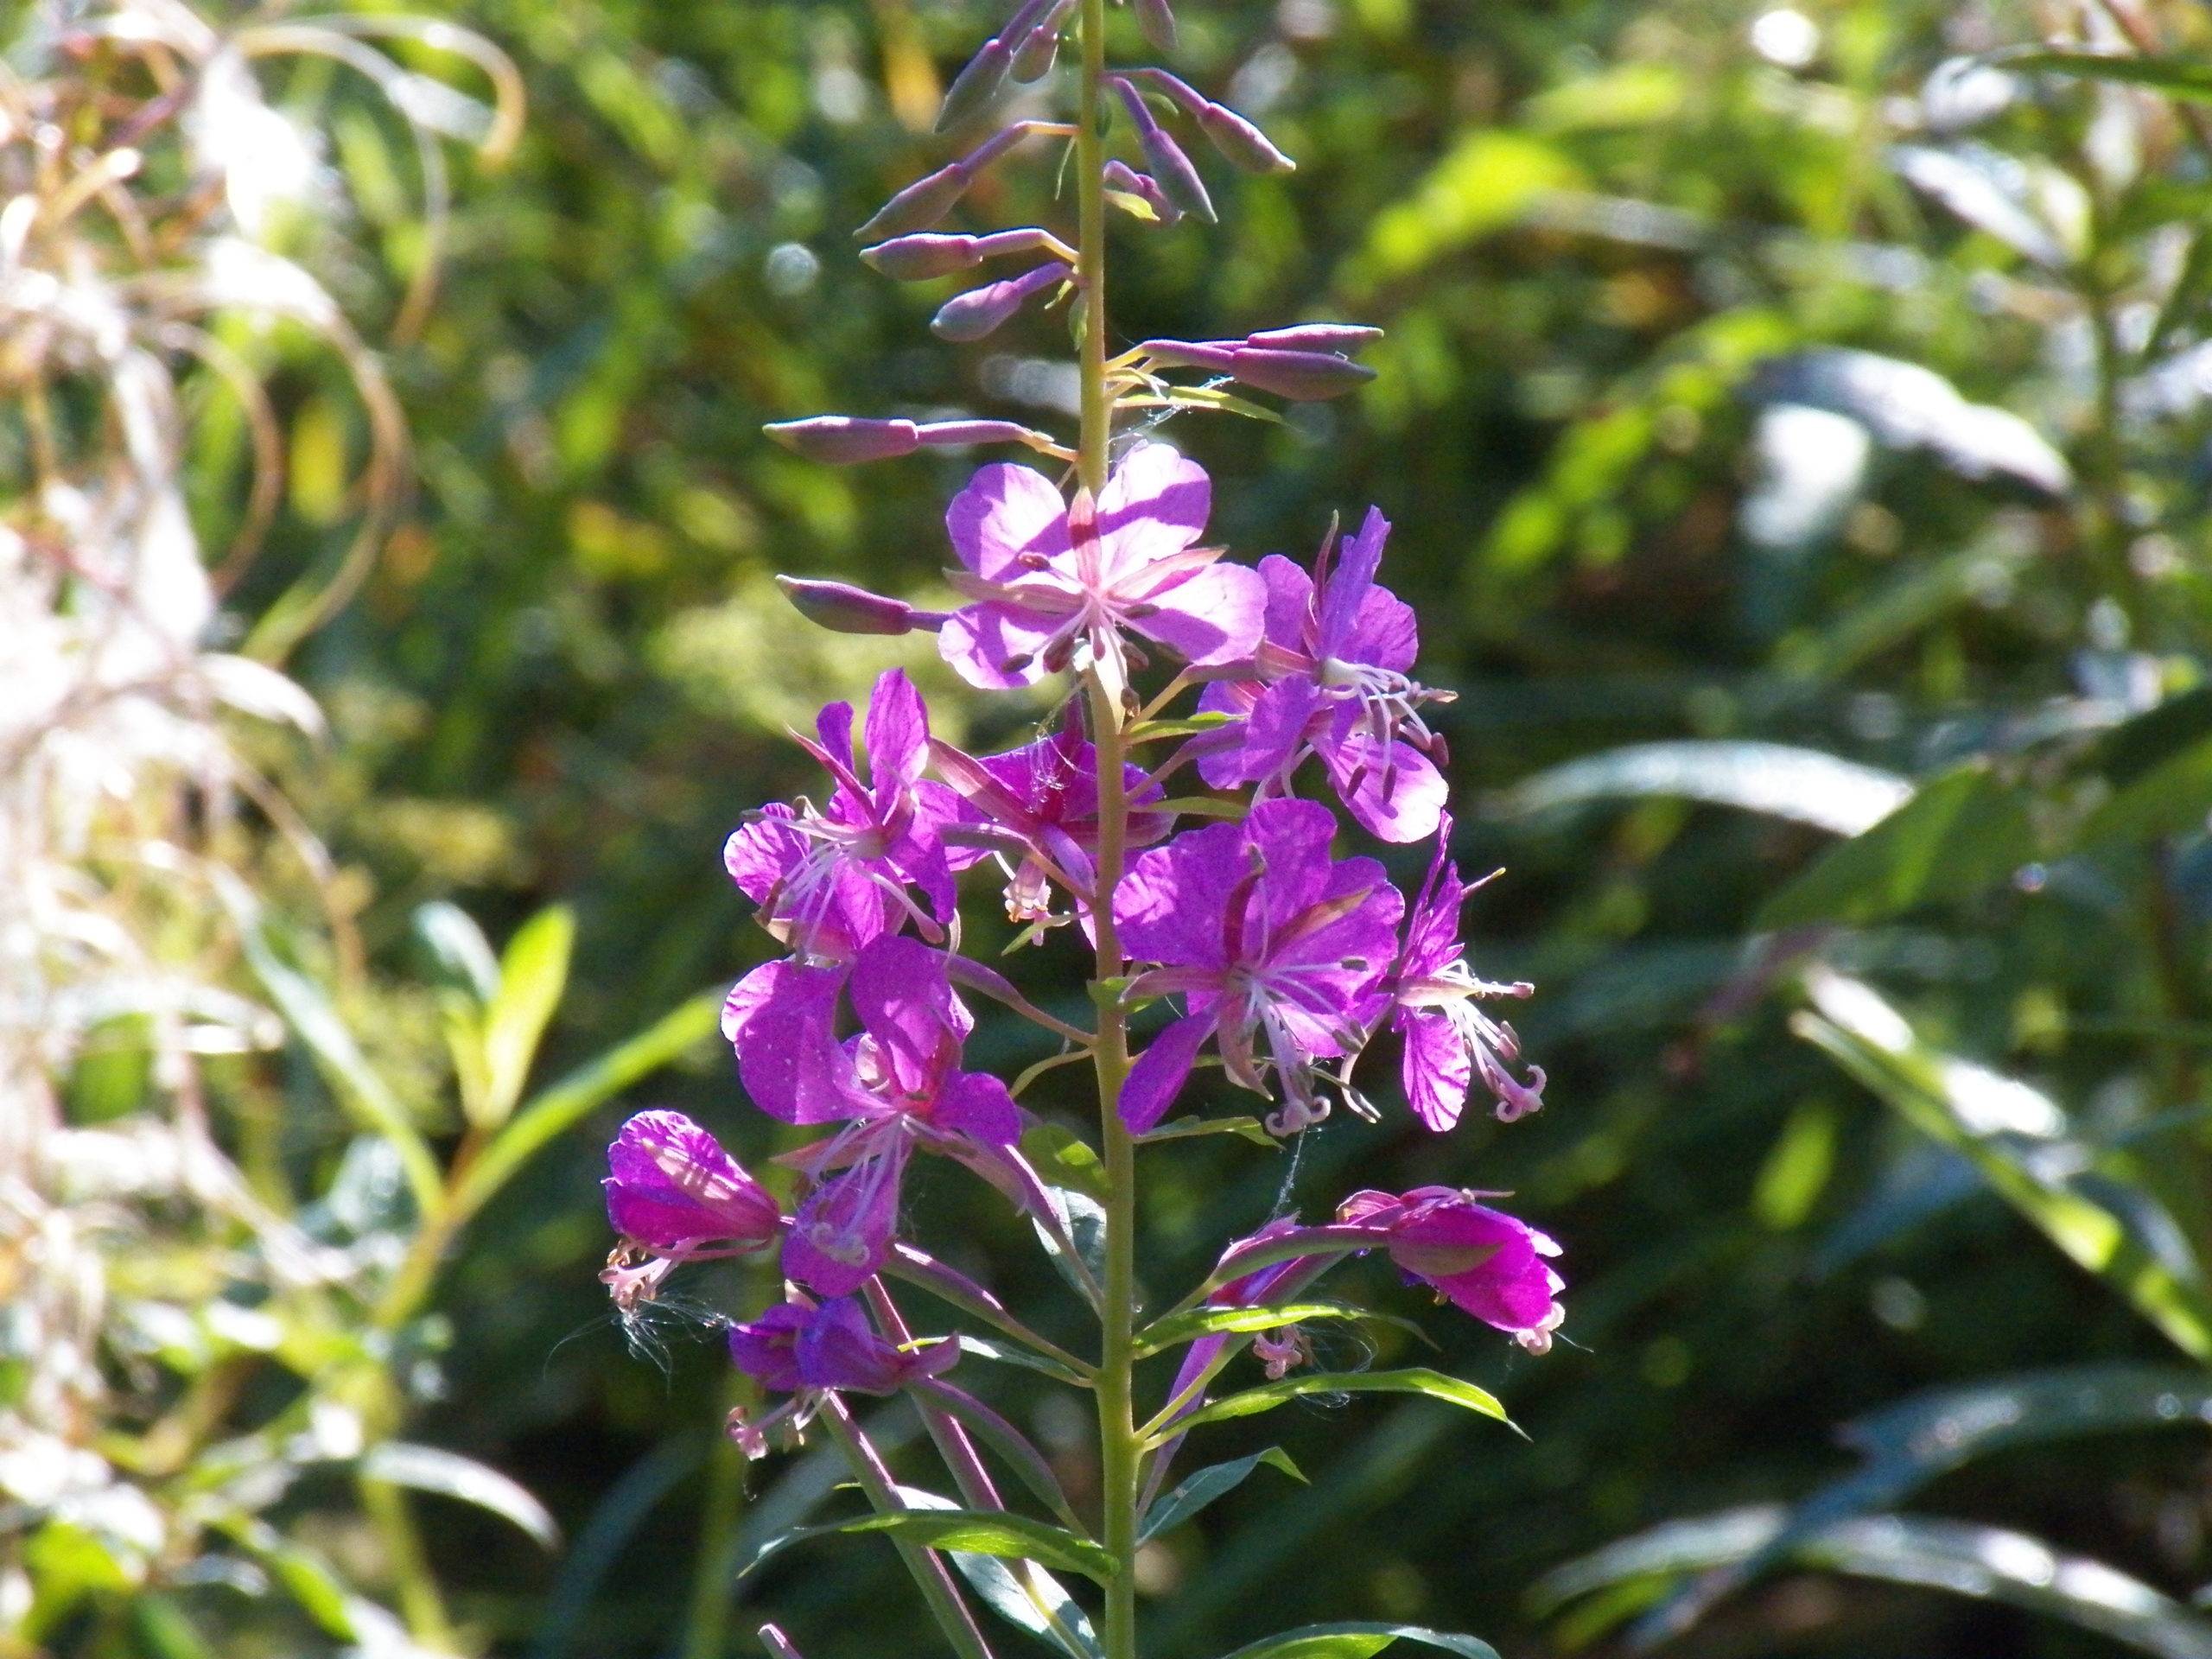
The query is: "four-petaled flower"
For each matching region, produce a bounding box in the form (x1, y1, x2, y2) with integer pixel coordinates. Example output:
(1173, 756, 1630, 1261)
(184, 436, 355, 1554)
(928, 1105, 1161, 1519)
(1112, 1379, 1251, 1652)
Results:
(724, 936, 1020, 1297)
(723, 669, 974, 963)
(1196, 508, 1452, 843)
(1115, 798, 1402, 1135)
(938, 442, 1267, 708)
(599, 1110, 781, 1311)
(1390, 810, 1545, 1128)
(725, 1293, 956, 1456)
(1338, 1186, 1565, 1353)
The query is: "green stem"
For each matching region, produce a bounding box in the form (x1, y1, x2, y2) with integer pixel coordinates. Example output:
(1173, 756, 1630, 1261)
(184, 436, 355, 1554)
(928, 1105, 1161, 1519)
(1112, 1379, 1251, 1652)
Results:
(1075, 0, 1111, 498)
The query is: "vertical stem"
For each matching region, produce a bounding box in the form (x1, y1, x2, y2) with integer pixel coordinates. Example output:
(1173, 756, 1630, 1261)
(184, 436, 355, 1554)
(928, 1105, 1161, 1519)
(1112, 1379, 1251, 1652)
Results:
(1075, 0, 1111, 497)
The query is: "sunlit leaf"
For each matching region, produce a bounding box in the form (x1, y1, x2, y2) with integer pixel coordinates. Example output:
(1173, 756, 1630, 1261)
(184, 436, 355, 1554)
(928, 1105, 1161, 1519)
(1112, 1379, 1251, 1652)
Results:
(1149, 1369, 1510, 1442)
(895, 1487, 1103, 1659)
(1135, 1302, 1427, 1358)
(361, 1442, 559, 1550)
(477, 905, 575, 1129)
(1216, 1622, 1501, 1659)
(745, 1505, 1116, 1584)
(1138, 1447, 1305, 1543)
(1498, 741, 1911, 836)
(1999, 48, 2212, 105)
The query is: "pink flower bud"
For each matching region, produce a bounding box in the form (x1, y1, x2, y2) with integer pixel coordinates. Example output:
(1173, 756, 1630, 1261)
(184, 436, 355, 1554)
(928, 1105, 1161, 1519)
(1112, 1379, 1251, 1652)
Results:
(1138, 338, 1241, 374)
(1246, 322, 1383, 354)
(861, 232, 985, 280)
(1113, 80, 1216, 225)
(1227, 346, 1377, 401)
(916, 419, 1040, 448)
(1135, 0, 1178, 50)
(776, 576, 942, 636)
(1011, 0, 1071, 79)
(764, 416, 921, 462)
(936, 36, 1014, 131)
(931, 261, 1071, 342)
(1198, 101, 1296, 174)
(855, 163, 972, 240)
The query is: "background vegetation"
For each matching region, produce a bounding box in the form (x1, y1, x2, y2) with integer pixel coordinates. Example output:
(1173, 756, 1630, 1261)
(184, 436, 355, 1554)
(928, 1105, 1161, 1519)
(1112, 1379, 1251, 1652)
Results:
(14, 0, 2212, 1656)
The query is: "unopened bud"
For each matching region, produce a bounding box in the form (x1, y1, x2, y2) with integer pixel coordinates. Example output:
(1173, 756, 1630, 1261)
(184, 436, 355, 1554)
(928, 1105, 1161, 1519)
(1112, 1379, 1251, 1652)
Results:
(855, 163, 971, 240)
(1226, 346, 1377, 401)
(1197, 102, 1296, 174)
(1138, 338, 1242, 375)
(1246, 322, 1382, 354)
(764, 416, 920, 462)
(1011, 0, 1071, 79)
(917, 418, 1043, 448)
(1103, 159, 1180, 225)
(1135, 0, 1178, 50)
(861, 232, 984, 280)
(936, 37, 1014, 131)
(776, 576, 938, 636)
(1114, 82, 1216, 224)
(931, 261, 1071, 342)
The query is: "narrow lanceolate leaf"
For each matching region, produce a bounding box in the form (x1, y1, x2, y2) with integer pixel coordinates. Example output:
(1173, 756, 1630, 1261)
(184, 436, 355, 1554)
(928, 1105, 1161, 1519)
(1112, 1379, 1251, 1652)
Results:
(360, 1443, 560, 1550)
(1215, 1623, 1502, 1659)
(893, 1487, 1103, 1659)
(744, 1506, 1116, 1584)
(1135, 1302, 1426, 1358)
(1146, 1369, 1511, 1443)
(1497, 741, 1912, 836)
(914, 1382, 1086, 1531)
(477, 904, 575, 1128)
(1999, 48, 2212, 105)
(1134, 1113, 1276, 1147)
(1758, 762, 2035, 930)
(1137, 1447, 1304, 1543)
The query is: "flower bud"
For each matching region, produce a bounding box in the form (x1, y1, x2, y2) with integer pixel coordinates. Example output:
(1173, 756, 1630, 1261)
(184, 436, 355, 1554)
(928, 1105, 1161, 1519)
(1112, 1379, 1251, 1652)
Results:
(1138, 338, 1241, 375)
(861, 232, 984, 280)
(936, 36, 1014, 131)
(1227, 346, 1377, 401)
(1011, 0, 1071, 79)
(764, 416, 921, 462)
(1103, 159, 1180, 225)
(931, 261, 1071, 342)
(1246, 322, 1383, 354)
(1135, 0, 1178, 50)
(1197, 101, 1296, 174)
(776, 575, 936, 636)
(917, 418, 1042, 448)
(1114, 81, 1216, 224)
(855, 163, 971, 240)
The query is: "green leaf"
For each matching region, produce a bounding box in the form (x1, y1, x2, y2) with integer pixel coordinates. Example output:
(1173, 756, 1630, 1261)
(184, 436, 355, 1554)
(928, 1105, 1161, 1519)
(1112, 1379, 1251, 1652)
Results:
(1138, 1447, 1304, 1543)
(1758, 763, 2034, 929)
(1999, 47, 2212, 105)
(1136, 1115, 1277, 1149)
(894, 1488, 1103, 1659)
(914, 1382, 1085, 1531)
(1795, 971, 2212, 1359)
(2074, 735, 2212, 850)
(1216, 1623, 1502, 1659)
(1033, 1185, 1109, 1312)
(1497, 741, 1910, 836)
(361, 1442, 560, 1550)
(955, 1335, 1092, 1389)
(1148, 1369, 1511, 1443)
(1151, 795, 1249, 819)
(410, 900, 499, 1002)
(746, 1506, 1116, 1585)
(1123, 712, 1240, 743)
(475, 905, 575, 1129)
(1021, 1120, 1109, 1201)
(1122, 385, 1287, 424)
(451, 988, 721, 1228)
(1135, 1302, 1427, 1358)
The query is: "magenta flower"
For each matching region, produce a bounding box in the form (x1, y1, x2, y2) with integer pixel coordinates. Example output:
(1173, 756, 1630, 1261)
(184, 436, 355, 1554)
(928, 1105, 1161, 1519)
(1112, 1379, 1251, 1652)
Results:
(1338, 1186, 1565, 1353)
(723, 937, 1020, 1296)
(931, 723, 1171, 925)
(937, 443, 1267, 706)
(598, 1110, 781, 1310)
(722, 669, 973, 962)
(1391, 810, 1545, 1128)
(1196, 509, 1452, 843)
(725, 1294, 956, 1457)
(1114, 798, 1402, 1135)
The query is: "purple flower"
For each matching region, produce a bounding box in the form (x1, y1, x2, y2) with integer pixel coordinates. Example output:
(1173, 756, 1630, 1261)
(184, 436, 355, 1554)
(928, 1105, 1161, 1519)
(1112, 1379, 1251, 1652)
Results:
(938, 444, 1267, 707)
(724, 937, 1020, 1296)
(598, 1111, 781, 1310)
(725, 1294, 956, 1457)
(1114, 798, 1402, 1135)
(722, 669, 974, 962)
(1338, 1187, 1565, 1353)
(1391, 810, 1544, 1128)
(931, 722, 1172, 925)
(1197, 509, 1452, 843)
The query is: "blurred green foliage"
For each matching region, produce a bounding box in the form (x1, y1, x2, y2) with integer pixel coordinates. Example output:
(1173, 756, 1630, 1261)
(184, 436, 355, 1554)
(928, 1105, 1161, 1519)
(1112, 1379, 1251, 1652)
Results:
(24, 0, 2212, 1653)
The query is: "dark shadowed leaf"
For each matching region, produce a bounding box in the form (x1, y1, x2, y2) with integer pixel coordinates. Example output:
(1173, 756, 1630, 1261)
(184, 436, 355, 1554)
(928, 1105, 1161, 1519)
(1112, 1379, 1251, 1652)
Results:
(1139, 1447, 1305, 1543)
(1216, 1623, 1501, 1659)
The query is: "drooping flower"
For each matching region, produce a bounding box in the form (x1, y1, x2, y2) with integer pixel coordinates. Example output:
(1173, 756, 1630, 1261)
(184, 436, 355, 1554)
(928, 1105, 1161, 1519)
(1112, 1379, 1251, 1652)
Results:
(723, 936, 1021, 1296)
(1196, 508, 1452, 843)
(598, 1110, 781, 1311)
(1389, 810, 1544, 1128)
(722, 669, 974, 962)
(1338, 1187, 1565, 1353)
(725, 1294, 956, 1456)
(937, 442, 1267, 707)
(1115, 798, 1402, 1135)
(931, 720, 1172, 926)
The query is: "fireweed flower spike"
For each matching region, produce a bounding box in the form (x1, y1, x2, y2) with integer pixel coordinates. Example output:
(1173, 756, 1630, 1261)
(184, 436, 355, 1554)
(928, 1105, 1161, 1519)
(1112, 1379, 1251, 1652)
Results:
(1198, 506, 1454, 842)
(1391, 809, 1546, 1127)
(605, 0, 1570, 1651)
(1115, 797, 1402, 1135)
(722, 667, 972, 961)
(938, 442, 1266, 707)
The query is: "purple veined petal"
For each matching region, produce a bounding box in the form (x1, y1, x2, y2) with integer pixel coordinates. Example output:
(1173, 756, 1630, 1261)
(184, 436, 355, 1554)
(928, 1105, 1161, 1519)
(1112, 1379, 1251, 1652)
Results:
(1319, 730, 1447, 844)
(765, 416, 922, 462)
(1315, 506, 1390, 651)
(1400, 818, 1466, 981)
(728, 1300, 812, 1392)
(931, 260, 1071, 343)
(604, 1109, 780, 1249)
(1247, 323, 1383, 355)
(1135, 0, 1177, 50)
(776, 575, 935, 636)
(946, 461, 1072, 578)
(1232, 674, 1322, 783)
(1242, 798, 1341, 922)
(723, 803, 804, 905)
(1119, 1009, 1217, 1132)
(1192, 678, 1262, 789)
(855, 163, 974, 241)
(1399, 1007, 1472, 1132)
(1338, 573, 1421, 675)
(730, 957, 854, 1124)
(936, 36, 1015, 132)
(863, 668, 932, 798)
(1124, 559, 1268, 668)
(849, 936, 958, 1097)
(938, 601, 1061, 690)
(1225, 346, 1376, 402)
(935, 1068, 1021, 1145)
(793, 1295, 911, 1393)
(1096, 440, 1211, 562)
(784, 1139, 910, 1298)
(1255, 552, 1316, 652)
(1196, 101, 1296, 174)
(1116, 817, 1247, 967)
